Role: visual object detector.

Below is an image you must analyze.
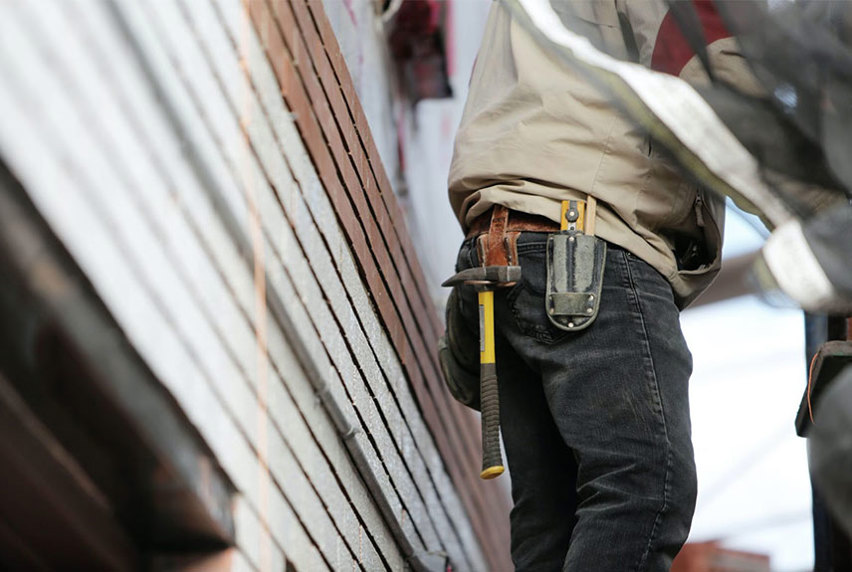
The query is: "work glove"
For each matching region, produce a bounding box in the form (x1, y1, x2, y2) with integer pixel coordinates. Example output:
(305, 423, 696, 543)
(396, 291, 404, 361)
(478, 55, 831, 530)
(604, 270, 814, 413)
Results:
(808, 364, 852, 538)
(754, 204, 852, 314)
(437, 287, 481, 410)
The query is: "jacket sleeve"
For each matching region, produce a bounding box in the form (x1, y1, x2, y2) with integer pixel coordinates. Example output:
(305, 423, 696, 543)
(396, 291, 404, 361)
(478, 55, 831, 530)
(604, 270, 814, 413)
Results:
(613, 0, 763, 94)
(613, 0, 846, 220)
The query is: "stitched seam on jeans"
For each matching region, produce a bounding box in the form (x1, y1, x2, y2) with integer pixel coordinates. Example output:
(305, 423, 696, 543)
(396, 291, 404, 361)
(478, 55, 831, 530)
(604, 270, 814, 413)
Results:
(621, 251, 672, 571)
(506, 283, 569, 344)
(516, 242, 547, 254)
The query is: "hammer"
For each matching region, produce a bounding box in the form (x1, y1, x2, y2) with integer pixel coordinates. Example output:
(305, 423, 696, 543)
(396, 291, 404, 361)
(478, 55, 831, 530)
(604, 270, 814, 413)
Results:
(442, 264, 521, 479)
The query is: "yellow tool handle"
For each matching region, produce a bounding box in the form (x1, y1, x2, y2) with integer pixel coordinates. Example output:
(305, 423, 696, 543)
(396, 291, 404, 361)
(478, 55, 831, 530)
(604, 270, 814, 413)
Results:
(479, 290, 495, 364)
(478, 290, 504, 479)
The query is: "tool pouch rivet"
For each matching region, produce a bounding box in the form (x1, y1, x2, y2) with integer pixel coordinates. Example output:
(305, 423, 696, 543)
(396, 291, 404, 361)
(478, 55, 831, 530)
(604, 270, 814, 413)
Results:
(546, 233, 606, 331)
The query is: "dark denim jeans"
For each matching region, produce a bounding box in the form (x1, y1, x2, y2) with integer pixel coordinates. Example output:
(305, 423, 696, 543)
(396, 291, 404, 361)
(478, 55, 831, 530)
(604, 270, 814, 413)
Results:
(455, 233, 697, 571)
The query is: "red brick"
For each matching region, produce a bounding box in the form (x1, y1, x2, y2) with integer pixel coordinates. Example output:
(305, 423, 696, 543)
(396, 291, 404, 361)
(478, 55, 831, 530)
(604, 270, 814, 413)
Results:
(254, 0, 512, 562)
(293, 0, 445, 345)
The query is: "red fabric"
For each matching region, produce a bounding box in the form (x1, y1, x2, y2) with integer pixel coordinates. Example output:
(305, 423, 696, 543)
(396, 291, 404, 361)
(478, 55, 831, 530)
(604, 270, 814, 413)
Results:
(389, 0, 452, 101)
(445, 0, 455, 77)
(651, 0, 730, 76)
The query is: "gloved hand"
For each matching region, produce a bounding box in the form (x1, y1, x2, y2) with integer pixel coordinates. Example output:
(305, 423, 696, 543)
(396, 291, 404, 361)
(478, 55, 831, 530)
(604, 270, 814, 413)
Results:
(808, 364, 852, 537)
(437, 287, 482, 410)
(754, 204, 852, 314)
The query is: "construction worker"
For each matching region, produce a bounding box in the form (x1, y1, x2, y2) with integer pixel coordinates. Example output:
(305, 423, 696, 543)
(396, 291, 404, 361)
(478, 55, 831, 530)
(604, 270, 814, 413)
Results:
(442, 1, 756, 569)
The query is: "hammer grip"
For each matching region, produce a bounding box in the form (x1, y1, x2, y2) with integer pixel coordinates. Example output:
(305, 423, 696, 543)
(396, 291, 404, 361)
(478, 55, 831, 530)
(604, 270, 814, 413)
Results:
(480, 362, 504, 479)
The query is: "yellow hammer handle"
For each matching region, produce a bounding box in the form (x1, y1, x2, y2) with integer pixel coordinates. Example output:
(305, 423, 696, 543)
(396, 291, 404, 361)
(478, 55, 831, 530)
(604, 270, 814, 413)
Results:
(478, 290, 504, 479)
(479, 290, 495, 364)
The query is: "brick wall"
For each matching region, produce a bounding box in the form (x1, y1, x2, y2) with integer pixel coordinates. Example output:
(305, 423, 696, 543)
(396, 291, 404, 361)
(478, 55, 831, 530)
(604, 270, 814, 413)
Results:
(0, 0, 510, 569)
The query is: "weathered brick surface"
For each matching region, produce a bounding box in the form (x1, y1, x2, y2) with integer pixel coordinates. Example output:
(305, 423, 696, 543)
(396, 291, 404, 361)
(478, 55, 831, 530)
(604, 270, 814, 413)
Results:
(0, 0, 511, 567)
(250, 0, 511, 566)
(261, 1, 505, 564)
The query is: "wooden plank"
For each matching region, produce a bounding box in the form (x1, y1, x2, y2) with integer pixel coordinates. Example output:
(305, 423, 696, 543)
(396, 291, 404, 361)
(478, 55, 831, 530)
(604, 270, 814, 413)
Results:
(248, 72, 475, 571)
(0, 65, 279, 570)
(177, 7, 449, 557)
(233, 496, 290, 571)
(253, 0, 480, 484)
(303, 0, 444, 340)
(300, 6, 508, 568)
(234, 2, 490, 567)
(216, 3, 492, 568)
(298, 2, 457, 435)
(296, 1, 511, 561)
(250, 0, 507, 563)
(68, 1, 398, 568)
(287, 0, 442, 346)
(12, 0, 272, 498)
(180, 0, 482, 566)
(263, 0, 486, 480)
(86, 1, 430, 568)
(0, 1, 256, 506)
(1, 0, 505, 567)
(0, 373, 138, 570)
(267, 0, 455, 427)
(2, 3, 358, 570)
(132, 0, 422, 564)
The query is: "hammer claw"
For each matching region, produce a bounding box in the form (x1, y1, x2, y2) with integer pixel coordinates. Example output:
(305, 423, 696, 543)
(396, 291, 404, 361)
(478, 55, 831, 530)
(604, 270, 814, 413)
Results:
(442, 265, 522, 288)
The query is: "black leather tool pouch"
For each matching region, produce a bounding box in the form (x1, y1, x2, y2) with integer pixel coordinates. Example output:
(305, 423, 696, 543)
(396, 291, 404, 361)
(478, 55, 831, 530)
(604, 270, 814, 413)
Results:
(545, 233, 606, 332)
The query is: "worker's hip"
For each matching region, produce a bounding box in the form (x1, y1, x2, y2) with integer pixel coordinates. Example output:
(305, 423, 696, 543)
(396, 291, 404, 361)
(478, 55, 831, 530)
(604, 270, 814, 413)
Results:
(449, 229, 697, 568)
(453, 232, 679, 344)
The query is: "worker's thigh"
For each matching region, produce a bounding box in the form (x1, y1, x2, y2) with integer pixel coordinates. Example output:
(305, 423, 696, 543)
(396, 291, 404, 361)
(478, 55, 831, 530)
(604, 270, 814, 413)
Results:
(494, 234, 697, 571)
(454, 233, 579, 570)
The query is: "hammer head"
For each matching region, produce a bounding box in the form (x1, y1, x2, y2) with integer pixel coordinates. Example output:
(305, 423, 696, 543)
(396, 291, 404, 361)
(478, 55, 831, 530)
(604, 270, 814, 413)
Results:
(441, 266, 522, 288)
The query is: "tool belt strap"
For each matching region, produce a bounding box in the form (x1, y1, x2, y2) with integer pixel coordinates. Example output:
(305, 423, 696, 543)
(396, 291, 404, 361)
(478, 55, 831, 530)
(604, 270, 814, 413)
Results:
(465, 206, 509, 268)
(466, 206, 561, 239)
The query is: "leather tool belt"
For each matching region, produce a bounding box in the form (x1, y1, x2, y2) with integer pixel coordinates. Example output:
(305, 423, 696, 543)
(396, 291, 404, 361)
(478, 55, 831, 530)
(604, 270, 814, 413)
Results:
(466, 203, 606, 333)
(466, 205, 560, 271)
(466, 205, 561, 238)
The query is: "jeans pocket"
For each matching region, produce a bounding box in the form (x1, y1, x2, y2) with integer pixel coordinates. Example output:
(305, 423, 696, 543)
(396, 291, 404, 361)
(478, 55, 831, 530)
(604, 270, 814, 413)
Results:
(506, 241, 571, 345)
(455, 237, 478, 272)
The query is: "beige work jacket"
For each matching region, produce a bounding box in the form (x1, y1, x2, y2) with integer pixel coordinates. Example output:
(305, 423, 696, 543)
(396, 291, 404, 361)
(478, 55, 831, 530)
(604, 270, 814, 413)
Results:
(448, 1, 757, 308)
